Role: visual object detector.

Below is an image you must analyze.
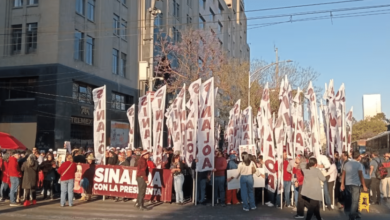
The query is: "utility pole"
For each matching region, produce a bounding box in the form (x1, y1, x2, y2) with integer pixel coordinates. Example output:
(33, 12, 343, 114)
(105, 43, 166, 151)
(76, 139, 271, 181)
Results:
(147, 0, 161, 92)
(275, 47, 279, 87)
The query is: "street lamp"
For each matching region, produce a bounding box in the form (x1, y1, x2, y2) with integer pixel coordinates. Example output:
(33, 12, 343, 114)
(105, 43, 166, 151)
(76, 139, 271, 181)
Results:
(248, 60, 292, 106)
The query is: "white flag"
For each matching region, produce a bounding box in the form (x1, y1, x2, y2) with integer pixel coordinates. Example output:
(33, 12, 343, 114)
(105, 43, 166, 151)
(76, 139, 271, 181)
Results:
(92, 86, 106, 165)
(152, 86, 166, 168)
(197, 78, 215, 172)
(241, 106, 253, 145)
(304, 82, 321, 158)
(126, 104, 135, 150)
(138, 92, 152, 152)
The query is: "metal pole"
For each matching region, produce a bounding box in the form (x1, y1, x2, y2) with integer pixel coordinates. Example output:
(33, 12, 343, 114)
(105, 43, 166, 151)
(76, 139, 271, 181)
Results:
(212, 171, 215, 207)
(148, 0, 158, 92)
(195, 171, 198, 206)
(262, 188, 264, 206)
(192, 170, 195, 204)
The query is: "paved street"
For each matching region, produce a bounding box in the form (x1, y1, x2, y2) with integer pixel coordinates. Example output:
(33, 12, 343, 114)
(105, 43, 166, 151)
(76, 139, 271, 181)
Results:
(0, 196, 389, 220)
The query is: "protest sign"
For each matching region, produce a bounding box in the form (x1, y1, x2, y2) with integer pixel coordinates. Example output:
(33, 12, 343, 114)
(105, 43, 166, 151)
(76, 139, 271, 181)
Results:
(92, 86, 106, 165)
(227, 169, 240, 190)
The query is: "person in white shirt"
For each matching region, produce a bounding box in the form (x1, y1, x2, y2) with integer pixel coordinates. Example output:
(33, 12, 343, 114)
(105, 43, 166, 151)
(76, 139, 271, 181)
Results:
(316, 154, 332, 209)
(323, 156, 337, 209)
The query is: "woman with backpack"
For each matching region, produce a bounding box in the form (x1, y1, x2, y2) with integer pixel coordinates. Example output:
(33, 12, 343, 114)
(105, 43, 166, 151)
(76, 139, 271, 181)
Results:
(228, 152, 262, 211)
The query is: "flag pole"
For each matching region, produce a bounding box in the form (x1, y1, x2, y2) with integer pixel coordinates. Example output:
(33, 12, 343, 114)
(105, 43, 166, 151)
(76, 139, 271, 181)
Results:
(195, 171, 198, 206)
(212, 171, 215, 207)
(192, 170, 195, 204)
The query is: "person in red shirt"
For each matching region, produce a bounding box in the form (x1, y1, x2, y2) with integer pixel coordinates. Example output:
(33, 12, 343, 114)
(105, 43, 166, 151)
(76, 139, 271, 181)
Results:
(213, 148, 227, 207)
(57, 154, 77, 207)
(136, 150, 150, 211)
(282, 151, 293, 208)
(293, 154, 307, 218)
(1, 153, 10, 202)
(9, 151, 21, 206)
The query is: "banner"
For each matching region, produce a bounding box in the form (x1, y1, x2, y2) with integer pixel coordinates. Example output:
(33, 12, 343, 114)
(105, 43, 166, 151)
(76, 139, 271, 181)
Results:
(126, 105, 135, 150)
(278, 76, 293, 159)
(152, 86, 166, 168)
(165, 106, 173, 148)
(74, 164, 173, 202)
(239, 144, 256, 160)
(92, 86, 106, 165)
(233, 100, 241, 152)
(170, 85, 186, 154)
(260, 83, 277, 193)
(227, 108, 235, 152)
(292, 88, 304, 155)
(138, 93, 152, 152)
(346, 107, 354, 153)
(326, 80, 338, 155)
(274, 115, 285, 195)
(110, 121, 129, 149)
(197, 77, 215, 172)
(305, 82, 321, 158)
(256, 107, 263, 154)
(215, 123, 221, 149)
(227, 168, 265, 190)
(185, 79, 201, 167)
(335, 83, 346, 153)
(241, 107, 253, 145)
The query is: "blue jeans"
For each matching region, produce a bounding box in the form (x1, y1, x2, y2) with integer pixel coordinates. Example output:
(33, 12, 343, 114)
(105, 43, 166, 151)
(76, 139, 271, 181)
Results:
(294, 186, 299, 206)
(240, 175, 256, 210)
(283, 181, 292, 206)
(173, 174, 184, 203)
(1, 182, 9, 199)
(10, 177, 19, 204)
(197, 178, 206, 203)
(60, 179, 74, 206)
(323, 181, 331, 205)
(345, 185, 360, 219)
(214, 176, 226, 204)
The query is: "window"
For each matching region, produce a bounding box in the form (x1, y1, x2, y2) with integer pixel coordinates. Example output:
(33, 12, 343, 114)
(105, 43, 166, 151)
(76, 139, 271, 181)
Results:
(218, 3, 224, 14)
(112, 49, 119, 74)
(87, 0, 95, 21)
(73, 82, 93, 104)
(210, 8, 215, 23)
(173, 27, 180, 42)
(28, 0, 38, 5)
(119, 53, 126, 77)
(14, 0, 23, 7)
(199, 0, 206, 10)
(121, 20, 127, 40)
(113, 14, 120, 35)
(199, 15, 205, 29)
(187, 0, 191, 8)
(187, 14, 192, 24)
(111, 93, 127, 110)
(173, 0, 179, 18)
(74, 30, 84, 61)
(85, 36, 93, 65)
(218, 21, 223, 34)
(11, 25, 22, 55)
(26, 23, 38, 54)
(155, 13, 163, 27)
(76, 0, 84, 15)
(3, 78, 37, 100)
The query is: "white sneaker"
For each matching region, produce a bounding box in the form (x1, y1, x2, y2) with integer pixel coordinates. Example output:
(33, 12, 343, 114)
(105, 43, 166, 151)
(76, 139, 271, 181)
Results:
(243, 208, 249, 211)
(265, 201, 271, 205)
(267, 203, 274, 207)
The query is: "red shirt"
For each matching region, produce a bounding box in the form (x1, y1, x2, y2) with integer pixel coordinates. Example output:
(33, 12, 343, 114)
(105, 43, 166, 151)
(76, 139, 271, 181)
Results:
(214, 157, 227, 177)
(57, 161, 77, 181)
(293, 167, 304, 186)
(1, 160, 10, 184)
(8, 156, 21, 178)
(137, 157, 149, 181)
(147, 160, 156, 169)
(283, 160, 292, 181)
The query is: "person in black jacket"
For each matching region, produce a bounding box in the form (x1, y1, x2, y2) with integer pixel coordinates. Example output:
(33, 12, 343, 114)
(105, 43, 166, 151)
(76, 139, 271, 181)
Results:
(115, 153, 129, 202)
(39, 153, 56, 200)
(106, 151, 118, 165)
(191, 158, 210, 205)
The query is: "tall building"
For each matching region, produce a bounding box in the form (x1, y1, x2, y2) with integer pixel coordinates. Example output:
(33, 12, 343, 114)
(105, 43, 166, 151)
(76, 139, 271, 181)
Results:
(0, 0, 140, 150)
(363, 94, 381, 119)
(0, 0, 250, 150)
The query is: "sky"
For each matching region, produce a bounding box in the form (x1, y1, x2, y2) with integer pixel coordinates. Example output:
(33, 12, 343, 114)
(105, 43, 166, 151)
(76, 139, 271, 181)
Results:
(245, 0, 390, 120)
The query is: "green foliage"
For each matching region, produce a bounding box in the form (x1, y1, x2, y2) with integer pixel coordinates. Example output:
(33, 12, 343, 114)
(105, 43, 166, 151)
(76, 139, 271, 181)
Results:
(352, 113, 387, 141)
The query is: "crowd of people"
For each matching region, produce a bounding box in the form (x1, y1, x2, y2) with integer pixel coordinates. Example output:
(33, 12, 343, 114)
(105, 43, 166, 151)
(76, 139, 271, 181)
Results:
(0, 145, 389, 220)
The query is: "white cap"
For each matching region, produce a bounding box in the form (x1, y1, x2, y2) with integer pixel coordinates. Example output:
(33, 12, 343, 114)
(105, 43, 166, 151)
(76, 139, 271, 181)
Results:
(120, 149, 125, 153)
(116, 147, 120, 150)
(53, 151, 57, 154)
(49, 149, 53, 152)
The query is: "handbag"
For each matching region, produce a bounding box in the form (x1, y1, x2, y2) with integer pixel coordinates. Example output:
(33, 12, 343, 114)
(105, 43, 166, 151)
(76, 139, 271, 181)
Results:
(58, 162, 73, 183)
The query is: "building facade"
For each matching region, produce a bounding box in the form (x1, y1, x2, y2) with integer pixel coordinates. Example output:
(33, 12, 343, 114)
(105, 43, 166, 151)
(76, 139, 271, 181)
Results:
(0, 0, 140, 150)
(363, 94, 381, 119)
(0, 0, 250, 151)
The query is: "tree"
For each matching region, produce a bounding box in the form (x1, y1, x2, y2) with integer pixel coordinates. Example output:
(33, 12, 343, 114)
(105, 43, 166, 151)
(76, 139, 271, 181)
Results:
(352, 113, 388, 141)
